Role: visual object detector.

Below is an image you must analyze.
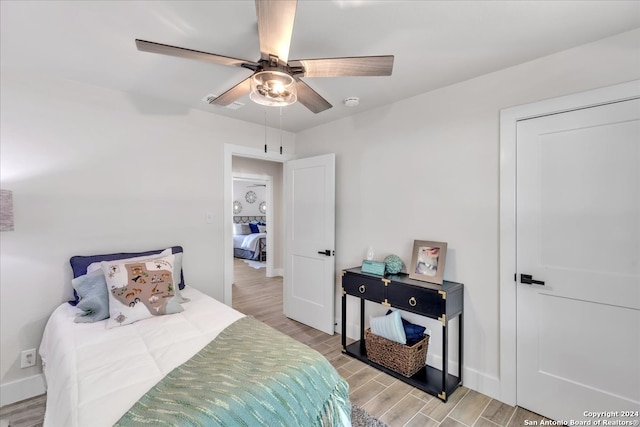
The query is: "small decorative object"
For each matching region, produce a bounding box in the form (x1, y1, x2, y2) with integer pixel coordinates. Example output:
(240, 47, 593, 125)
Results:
(258, 201, 266, 214)
(409, 240, 448, 284)
(232, 200, 243, 214)
(365, 246, 375, 261)
(361, 260, 386, 276)
(383, 254, 404, 275)
(245, 190, 257, 204)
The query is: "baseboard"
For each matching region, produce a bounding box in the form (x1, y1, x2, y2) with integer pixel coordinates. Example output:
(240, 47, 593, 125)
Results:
(0, 374, 46, 407)
(268, 268, 284, 277)
(461, 366, 501, 401)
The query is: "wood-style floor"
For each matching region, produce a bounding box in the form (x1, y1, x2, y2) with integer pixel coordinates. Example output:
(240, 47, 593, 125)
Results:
(0, 258, 548, 427)
(231, 258, 549, 427)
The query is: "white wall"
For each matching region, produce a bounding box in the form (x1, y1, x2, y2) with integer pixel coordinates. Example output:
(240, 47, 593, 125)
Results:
(233, 180, 266, 217)
(0, 70, 294, 404)
(232, 157, 284, 271)
(295, 29, 640, 400)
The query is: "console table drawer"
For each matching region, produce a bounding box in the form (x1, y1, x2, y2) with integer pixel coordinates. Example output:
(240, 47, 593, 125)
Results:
(387, 284, 444, 317)
(343, 275, 386, 303)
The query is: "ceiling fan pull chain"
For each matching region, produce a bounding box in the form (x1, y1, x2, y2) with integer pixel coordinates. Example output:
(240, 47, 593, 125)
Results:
(264, 109, 268, 153)
(279, 107, 283, 155)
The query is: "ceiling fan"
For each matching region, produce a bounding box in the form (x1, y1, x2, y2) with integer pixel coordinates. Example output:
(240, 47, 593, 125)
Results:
(135, 0, 394, 114)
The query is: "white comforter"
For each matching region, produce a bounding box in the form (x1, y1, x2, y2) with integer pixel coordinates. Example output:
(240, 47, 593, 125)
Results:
(233, 232, 265, 252)
(39, 287, 245, 427)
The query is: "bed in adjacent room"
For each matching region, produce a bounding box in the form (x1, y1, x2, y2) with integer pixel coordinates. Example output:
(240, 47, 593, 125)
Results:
(233, 216, 267, 261)
(39, 247, 350, 427)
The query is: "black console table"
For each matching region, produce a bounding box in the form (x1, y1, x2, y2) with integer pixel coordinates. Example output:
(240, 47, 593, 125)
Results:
(341, 267, 463, 402)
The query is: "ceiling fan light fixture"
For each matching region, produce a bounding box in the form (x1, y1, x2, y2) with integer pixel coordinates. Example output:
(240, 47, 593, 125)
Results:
(250, 70, 297, 107)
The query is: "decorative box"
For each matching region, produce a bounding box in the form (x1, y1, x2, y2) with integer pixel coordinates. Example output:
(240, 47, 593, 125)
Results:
(361, 260, 386, 276)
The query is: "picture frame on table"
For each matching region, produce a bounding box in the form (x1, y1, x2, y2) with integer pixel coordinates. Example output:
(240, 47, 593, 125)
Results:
(409, 240, 447, 285)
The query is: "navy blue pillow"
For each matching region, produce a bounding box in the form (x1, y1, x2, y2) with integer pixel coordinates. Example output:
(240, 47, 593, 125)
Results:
(69, 246, 185, 305)
(386, 310, 427, 345)
(249, 223, 260, 233)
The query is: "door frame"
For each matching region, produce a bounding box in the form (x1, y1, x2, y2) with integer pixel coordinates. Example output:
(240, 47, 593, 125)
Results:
(223, 143, 294, 306)
(498, 80, 640, 406)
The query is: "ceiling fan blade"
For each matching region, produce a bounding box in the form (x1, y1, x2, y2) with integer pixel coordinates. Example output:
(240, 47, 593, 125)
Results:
(295, 80, 332, 114)
(255, 0, 297, 64)
(289, 56, 394, 77)
(209, 77, 252, 106)
(136, 39, 257, 68)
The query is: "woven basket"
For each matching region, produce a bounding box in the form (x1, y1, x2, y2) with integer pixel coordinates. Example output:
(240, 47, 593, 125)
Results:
(365, 328, 429, 377)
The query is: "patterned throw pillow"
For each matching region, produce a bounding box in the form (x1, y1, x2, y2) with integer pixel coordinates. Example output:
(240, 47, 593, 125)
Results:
(102, 254, 183, 328)
(89, 249, 188, 304)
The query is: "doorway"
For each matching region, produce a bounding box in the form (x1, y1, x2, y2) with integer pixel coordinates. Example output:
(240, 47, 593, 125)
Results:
(499, 80, 640, 414)
(232, 175, 272, 277)
(223, 144, 293, 306)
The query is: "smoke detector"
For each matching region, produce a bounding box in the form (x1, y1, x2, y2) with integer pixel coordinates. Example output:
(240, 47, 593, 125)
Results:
(343, 97, 360, 107)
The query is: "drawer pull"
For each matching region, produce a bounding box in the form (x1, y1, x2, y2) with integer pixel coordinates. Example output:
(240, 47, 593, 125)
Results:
(409, 297, 417, 307)
(359, 284, 366, 293)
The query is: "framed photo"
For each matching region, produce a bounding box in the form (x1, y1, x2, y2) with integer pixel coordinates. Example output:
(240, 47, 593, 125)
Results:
(409, 240, 447, 284)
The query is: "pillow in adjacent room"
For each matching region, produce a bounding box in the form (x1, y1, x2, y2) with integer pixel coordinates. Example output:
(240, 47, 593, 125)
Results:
(257, 225, 266, 233)
(233, 224, 252, 235)
(72, 269, 109, 323)
(103, 254, 183, 328)
(249, 223, 260, 233)
(370, 310, 407, 345)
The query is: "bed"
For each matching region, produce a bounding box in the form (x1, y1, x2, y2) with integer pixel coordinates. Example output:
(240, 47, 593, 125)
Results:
(233, 215, 267, 261)
(39, 249, 351, 427)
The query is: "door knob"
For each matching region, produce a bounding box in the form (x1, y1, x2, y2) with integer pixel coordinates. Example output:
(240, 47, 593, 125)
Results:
(317, 249, 332, 256)
(520, 274, 545, 286)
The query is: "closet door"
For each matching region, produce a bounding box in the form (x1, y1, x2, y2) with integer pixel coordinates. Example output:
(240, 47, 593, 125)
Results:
(516, 98, 640, 420)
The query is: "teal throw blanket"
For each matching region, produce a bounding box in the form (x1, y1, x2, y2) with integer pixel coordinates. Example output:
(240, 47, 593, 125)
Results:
(115, 316, 351, 426)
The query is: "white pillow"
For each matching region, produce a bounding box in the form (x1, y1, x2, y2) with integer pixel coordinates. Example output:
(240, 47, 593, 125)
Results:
(257, 225, 267, 233)
(86, 248, 172, 274)
(102, 254, 183, 328)
(370, 310, 407, 345)
(233, 223, 251, 235)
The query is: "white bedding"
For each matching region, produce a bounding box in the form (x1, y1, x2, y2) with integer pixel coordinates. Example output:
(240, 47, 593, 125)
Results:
(233, 232, 266, 252)
(39, 286, 245, 427)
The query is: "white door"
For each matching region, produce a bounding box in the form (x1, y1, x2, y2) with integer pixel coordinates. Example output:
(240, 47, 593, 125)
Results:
(284, 153, 336, 334)
(516, 98, 640, 420)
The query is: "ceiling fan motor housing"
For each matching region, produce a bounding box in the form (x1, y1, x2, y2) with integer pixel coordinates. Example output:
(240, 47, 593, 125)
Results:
(250, 70, 297, 106)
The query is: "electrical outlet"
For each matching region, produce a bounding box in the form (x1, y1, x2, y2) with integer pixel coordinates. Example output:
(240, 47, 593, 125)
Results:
(20, 348, 36, 368)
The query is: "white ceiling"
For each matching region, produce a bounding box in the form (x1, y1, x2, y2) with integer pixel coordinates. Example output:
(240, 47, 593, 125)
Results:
(2, 1, 639, 132)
